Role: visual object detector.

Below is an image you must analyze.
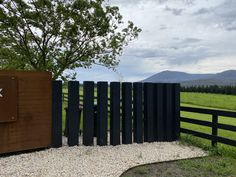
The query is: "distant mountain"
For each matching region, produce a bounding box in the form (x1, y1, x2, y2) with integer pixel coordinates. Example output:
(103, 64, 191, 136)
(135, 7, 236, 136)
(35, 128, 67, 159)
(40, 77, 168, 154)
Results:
(142, 70, 236, 86)
(143, 70, 213, 83)
(215, 70, 236, 80)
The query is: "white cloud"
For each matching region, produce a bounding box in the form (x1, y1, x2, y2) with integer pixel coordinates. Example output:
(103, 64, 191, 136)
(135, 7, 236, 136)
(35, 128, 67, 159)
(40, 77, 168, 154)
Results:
(77, 0, 236, 82)
(120, 55, 236, 80)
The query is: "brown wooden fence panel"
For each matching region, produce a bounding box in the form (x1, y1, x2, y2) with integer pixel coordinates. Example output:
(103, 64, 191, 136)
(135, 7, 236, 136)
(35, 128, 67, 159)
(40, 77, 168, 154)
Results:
(0, 71, 52, 154)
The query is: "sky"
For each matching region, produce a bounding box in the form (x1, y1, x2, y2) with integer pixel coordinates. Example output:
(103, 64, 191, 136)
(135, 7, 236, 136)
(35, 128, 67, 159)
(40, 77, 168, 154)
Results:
(76, 0, 236, 82)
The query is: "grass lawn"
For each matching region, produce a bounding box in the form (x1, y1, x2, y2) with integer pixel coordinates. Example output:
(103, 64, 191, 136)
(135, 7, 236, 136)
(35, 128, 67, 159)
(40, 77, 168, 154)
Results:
(121, 156, 236, 177)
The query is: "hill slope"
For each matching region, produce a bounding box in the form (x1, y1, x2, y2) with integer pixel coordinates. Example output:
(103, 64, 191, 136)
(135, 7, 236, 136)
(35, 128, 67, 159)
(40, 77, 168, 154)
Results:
(142, 70, 236, 86)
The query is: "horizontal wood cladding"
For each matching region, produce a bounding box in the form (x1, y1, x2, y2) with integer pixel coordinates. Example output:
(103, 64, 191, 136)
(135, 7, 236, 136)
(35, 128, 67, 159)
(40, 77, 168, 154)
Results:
(0, 71, 52, 154)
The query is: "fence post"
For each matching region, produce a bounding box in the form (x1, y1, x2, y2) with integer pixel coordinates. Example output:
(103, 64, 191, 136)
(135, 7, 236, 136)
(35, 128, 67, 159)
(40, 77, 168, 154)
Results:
(212, 114, 218, 147)
(52, 81, 62, 148)
(165, 84, 174, 141)
(67, 81, 80, 146)
(110, 82, 121, 146)
(97, 82, 108, 146)
(122, 82, 133, 144)
(144, 83, 155, 142)
(83, 81, 94, 146)
(155, 83, 164, 142)
(133, 82, 143, 143)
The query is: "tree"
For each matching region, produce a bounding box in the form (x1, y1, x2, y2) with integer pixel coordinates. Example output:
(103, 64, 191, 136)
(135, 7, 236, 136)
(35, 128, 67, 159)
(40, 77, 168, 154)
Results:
(0, 0, 141, 80)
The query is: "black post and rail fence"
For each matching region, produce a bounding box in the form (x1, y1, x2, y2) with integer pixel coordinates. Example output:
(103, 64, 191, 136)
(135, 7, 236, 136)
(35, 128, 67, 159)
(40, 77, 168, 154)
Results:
(180, 106, 236, 147)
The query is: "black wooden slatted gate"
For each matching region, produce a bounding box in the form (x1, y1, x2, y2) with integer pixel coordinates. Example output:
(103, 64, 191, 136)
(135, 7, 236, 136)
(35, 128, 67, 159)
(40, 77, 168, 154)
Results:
(52, 81, 180, 148)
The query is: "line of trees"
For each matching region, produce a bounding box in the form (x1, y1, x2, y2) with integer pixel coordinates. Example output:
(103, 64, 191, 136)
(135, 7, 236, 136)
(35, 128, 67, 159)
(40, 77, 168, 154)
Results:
(181, 85, 236, 95)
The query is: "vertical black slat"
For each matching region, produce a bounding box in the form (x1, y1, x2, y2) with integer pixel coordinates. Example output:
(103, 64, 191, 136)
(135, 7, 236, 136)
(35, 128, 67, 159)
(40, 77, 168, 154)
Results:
(212, 114, 218, 146)
(152, 83, 157, 142)
(165, 84, 174, 141)
(144, 83, 155, 142)
(122, 82, 133, 144)
(83, 81, 94, 146)
(110, 82, 121, 146)
(52, 81, 62, 148)
(173, 83, 180, 140)
(162, 84, 167, 141)
(155, 83, 165, 142)
(97, 82, 108, 146)
(133, 82, 143, 143)
(67, 81, 80, 146)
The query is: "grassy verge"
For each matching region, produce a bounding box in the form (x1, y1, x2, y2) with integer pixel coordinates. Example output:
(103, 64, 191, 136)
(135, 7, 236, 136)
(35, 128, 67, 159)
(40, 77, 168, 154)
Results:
(121, 135, 236, 177)
(121, 155, 236, 177)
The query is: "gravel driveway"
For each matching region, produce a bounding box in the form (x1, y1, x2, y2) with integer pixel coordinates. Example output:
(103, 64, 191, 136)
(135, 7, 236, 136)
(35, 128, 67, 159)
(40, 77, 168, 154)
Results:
(0, 141, 206, 177)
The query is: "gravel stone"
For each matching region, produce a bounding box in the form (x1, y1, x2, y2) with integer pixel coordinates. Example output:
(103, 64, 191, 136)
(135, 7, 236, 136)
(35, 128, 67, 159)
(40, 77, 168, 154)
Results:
(0, 141, 206, 177)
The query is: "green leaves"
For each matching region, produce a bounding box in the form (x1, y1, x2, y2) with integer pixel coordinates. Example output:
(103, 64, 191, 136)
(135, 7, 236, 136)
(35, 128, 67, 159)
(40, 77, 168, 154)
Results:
(0, 0, 141, 80)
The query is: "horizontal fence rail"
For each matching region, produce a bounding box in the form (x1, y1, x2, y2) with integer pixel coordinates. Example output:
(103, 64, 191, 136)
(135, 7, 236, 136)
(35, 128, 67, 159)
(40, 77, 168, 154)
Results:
(53, 81, 180, 147)
(180, 106, 236, 147)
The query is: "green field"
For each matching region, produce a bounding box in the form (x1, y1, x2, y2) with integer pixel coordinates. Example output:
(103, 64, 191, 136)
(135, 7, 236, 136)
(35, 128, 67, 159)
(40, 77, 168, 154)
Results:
(181, 92, 236, 111)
